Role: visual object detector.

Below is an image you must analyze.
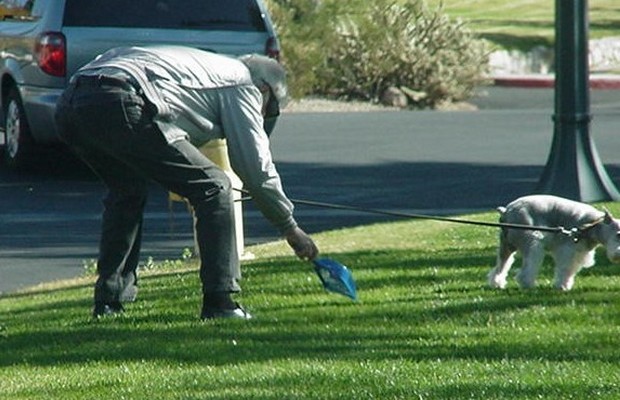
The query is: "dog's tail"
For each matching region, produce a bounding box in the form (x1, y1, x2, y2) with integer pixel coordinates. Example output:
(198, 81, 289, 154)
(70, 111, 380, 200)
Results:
(497, 206, 508, 230)
(496, 206, 510, 239)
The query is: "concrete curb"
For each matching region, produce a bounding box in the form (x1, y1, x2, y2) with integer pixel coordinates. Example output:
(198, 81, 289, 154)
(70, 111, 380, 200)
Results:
(492, 73, 620, 89)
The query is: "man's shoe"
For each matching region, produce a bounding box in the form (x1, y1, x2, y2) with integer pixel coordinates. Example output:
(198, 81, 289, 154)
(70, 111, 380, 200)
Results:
(201, 303, 252, 320)
(120, 284, 138, 302)
(93, 301, 124, 318)
(120, 274, 138, 302)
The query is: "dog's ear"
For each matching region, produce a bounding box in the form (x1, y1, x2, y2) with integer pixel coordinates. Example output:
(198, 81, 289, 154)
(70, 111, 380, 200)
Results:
(603, 206, 614, 223)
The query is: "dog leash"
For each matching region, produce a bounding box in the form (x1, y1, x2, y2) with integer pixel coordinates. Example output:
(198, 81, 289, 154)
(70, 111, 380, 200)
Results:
(234, 189, 598, 240)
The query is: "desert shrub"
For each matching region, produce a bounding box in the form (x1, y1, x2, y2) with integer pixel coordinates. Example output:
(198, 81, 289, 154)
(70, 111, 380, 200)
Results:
(314, 0, 490, 107)
(266, 0, 490, 107)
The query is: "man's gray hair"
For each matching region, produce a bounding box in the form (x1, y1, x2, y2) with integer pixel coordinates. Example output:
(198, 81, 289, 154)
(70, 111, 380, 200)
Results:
(239, 54, 289, 107)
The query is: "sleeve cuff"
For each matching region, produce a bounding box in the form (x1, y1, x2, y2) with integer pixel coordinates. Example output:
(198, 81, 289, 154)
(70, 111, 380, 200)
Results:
(277, 217, 298, 235)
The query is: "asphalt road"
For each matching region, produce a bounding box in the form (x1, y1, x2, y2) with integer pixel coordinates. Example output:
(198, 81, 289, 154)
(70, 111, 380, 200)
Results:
(1, 86, 620, 294)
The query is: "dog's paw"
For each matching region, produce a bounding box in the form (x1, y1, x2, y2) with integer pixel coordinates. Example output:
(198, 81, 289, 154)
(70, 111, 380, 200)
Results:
(487, 272, 507, 289)
(516, 270, 537, 289)
(554, 277, 575, 291)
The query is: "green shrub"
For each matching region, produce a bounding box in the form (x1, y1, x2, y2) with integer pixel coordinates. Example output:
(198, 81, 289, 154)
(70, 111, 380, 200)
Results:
(264, 0, 325, 99)
(267, 0, 490, 108)
(314, 0, 490, 107)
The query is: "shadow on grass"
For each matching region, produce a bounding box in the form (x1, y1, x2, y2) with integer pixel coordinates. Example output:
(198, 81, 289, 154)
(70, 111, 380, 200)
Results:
(590, 19, 620, 33)
(1, 247, 619, 369)
(426, 382, 617, 400)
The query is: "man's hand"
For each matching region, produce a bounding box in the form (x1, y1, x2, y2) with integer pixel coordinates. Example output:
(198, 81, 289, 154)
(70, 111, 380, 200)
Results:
(285, 226, 319, 261)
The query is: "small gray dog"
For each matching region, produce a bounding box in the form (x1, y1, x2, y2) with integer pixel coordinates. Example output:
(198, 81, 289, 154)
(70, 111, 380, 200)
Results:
(487, 195, 620, 290)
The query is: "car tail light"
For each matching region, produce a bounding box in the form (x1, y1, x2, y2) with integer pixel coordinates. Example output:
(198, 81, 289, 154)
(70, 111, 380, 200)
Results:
(265, 36, 280, 60)
(34, 32, 66, 77)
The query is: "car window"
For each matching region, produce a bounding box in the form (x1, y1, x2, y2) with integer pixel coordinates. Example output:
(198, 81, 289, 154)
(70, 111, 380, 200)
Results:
(63, 0, 267, 32)
(0, 0, 35, 20)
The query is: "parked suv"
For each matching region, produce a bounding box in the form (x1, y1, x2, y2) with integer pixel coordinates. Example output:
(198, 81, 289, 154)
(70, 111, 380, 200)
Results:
(0, 0, 280, 169)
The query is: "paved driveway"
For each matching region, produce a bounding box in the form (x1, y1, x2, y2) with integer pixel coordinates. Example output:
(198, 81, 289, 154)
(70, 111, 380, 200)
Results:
(1, 86, 619, 294)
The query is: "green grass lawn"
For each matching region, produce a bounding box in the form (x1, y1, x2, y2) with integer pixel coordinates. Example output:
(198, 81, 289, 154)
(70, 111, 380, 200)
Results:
(2, 204, 620, 399)
(426, 0, 620, 49)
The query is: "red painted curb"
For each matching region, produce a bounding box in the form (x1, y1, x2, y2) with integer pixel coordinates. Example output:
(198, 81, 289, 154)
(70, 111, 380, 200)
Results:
(492, 74, 620, 89)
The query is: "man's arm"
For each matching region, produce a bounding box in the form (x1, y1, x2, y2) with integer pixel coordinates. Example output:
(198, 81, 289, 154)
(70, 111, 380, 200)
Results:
(218, 85, 318, 260)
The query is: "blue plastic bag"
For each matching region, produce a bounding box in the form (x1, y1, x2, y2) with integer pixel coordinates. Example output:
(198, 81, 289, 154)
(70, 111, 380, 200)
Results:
(312, 258, 357, 301)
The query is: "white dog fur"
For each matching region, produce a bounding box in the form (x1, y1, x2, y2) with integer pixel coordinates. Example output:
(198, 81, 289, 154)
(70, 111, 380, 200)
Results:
(487, 195, 620, 290)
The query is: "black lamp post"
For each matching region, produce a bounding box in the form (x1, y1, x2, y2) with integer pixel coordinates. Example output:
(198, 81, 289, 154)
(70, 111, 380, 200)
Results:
(536, 0, 620, 201)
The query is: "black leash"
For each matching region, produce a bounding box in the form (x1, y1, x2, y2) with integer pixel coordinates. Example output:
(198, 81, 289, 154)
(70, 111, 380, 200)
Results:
(234, 188, 586, 239)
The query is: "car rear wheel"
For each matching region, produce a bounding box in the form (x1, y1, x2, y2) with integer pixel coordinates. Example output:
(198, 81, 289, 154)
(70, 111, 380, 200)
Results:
(3, 88, 33, 169)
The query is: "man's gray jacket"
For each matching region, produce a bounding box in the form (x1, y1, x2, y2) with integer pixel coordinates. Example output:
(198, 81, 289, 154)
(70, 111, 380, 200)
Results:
(75, 45, 297, 233)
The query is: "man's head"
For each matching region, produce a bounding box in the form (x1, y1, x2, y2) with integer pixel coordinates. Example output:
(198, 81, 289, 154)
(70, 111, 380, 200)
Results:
(238, 54, 289, 108)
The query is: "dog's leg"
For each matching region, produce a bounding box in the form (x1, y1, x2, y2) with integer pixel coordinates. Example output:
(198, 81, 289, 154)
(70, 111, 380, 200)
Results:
(553, 248, 594, 291)
(516, 242, 545, 289)
(582, 248, 596, 268)
(488, 235, 515, 289)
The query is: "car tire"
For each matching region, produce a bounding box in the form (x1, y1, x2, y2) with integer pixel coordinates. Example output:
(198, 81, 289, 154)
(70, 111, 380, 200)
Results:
(3, 88, 33, 169)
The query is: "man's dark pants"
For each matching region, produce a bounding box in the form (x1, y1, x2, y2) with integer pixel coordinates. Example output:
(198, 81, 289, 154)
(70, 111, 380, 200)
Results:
(55, 76, 241, 306)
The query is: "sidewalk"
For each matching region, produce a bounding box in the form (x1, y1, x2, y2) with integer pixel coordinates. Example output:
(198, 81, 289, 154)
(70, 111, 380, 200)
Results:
(492, 73, 620, 89)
